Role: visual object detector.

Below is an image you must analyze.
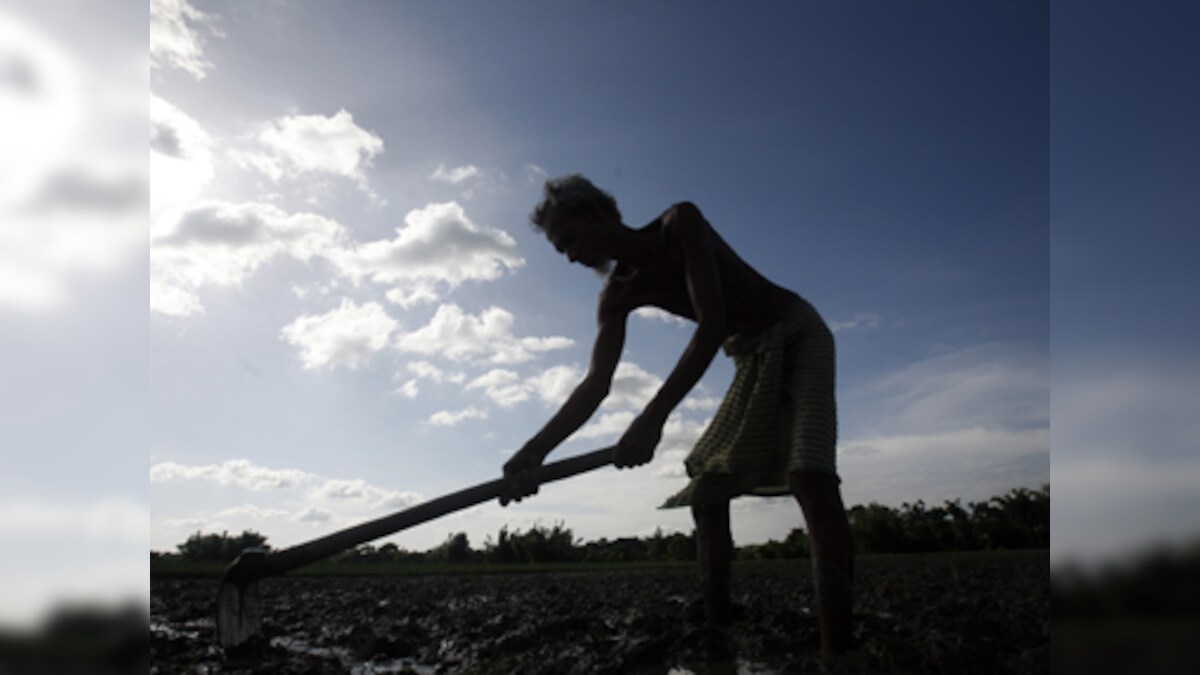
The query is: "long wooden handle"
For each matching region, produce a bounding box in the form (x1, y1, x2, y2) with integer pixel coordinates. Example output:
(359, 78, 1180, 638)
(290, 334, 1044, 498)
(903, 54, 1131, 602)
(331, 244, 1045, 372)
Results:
(242, 447, 614, 579)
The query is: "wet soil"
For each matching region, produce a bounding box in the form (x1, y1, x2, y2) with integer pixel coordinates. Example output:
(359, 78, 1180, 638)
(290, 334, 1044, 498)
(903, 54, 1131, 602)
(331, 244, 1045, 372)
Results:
(151, 553, 1047, 673)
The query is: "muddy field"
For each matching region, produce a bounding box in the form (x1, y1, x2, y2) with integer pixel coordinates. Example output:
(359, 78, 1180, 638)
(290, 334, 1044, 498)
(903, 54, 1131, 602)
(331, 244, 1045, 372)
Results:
(151, 552, 1047, 673)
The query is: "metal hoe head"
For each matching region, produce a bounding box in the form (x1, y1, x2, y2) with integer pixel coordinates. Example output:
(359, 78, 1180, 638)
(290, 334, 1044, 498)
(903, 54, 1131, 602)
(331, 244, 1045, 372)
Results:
(216, 548, 268, 650)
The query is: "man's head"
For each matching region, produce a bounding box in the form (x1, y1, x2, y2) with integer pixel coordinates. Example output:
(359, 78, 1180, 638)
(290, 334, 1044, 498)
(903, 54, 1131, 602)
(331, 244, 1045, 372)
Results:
(530, 174, 622, 274)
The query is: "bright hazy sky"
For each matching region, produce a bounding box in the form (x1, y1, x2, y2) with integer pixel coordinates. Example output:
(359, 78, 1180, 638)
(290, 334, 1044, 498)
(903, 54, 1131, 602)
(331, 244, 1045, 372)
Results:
(144, 1, 1052, 554)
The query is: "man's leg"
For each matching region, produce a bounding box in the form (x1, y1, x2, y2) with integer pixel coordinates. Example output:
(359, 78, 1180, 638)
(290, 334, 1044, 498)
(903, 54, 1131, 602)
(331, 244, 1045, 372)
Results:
(692, 499, 734, 625)
(790, 470, 854, 657)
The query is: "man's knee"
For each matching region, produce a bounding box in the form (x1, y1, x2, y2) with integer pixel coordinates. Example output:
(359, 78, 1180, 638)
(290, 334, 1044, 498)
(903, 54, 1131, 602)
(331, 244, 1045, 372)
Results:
(789, 470, 842, 509)
(691, 499, 730, 528)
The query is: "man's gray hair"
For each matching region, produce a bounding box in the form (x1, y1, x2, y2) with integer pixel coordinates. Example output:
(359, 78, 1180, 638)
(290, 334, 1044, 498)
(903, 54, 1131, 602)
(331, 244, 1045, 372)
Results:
(530, 174, 622, 230)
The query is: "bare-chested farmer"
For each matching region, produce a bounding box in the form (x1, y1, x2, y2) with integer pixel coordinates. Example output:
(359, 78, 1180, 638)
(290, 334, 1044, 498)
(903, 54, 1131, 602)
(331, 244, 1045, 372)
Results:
(499, 175, 853, 657)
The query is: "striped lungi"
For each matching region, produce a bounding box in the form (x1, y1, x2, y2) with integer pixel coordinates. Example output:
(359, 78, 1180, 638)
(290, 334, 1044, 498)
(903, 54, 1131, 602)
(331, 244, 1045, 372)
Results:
(661, 297, 838, 508)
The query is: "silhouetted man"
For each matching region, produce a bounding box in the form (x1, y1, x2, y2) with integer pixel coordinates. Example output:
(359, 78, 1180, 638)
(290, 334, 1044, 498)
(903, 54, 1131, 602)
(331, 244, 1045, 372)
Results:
(500, 175, 853, 658)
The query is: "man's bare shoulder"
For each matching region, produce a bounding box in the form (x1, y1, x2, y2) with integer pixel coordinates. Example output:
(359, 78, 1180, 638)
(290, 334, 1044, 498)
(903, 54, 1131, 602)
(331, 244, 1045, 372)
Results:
(660, 201, 715, 242)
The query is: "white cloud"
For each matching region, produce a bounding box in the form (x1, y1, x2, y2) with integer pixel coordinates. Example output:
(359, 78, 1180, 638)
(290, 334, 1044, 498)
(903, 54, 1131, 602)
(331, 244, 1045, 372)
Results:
(430, 163, 480, 184)
(227, 148, 283, 181)
(235, 109, 384, 197)
(405, 360, 465, 384)
(393, 304, 573, 364)
(150, 94, 212, 213)
(602, 361, 663, 410)
(633, 307, 690, 327)
(151, 200, 348, 314)
(150, 459, 310, 490)
(150, 0, 220, 80)
(427, 406, 488, 427)
(682, 395, 721, 412)
(312, 479, 421, 510)
(297, 507, 333, 523)
(280, 298, 398, 370)
(466, 369, 529, 407)
(150, 281, 204, 318)
(526, 364, 584, 406)
(212, 504, 292, 521)
(829, 311, 883, 333)
(577, 411, 635, 440)
(386, 284, 440, 308)
(150, 458, 425, 512)
(331, 202, 525, 292)
(394, 379, 420, 399)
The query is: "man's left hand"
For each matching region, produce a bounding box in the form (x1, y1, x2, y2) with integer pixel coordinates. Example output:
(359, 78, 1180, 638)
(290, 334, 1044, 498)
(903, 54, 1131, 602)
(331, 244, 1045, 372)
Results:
(615, 413, 663, 468)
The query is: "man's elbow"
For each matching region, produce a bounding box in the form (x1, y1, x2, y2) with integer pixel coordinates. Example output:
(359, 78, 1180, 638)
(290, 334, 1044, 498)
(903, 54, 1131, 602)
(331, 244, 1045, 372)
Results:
(695, 317, 728, 351)
(672, 201, 704, 224)
(577, 376, 610, 406)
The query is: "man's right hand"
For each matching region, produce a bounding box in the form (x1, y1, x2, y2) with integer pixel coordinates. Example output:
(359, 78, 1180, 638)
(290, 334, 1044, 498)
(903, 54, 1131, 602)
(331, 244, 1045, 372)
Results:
(500, 445, 545, 506)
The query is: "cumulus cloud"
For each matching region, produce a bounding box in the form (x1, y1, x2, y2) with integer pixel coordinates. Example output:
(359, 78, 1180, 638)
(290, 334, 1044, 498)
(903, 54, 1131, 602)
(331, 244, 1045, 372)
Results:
(150, 95, 213, 213)
(682, 395, 721, 412)
(406, 360, 465, 384)
(465, 369, 529, 407)
(232, 109, 384, 197)
(633, 307, 690, 327)
(602, 362, 663, 410)
(394, 379, 420, 399)
(430, 163, 480, 184)
(280, 298, 398, 370)
(150, 459, 310, 490)
(576, 411, 636, 440)
(312, 479, 421, 510)
(427, 406, 488, 427)
(150, 458, 425, 512)
(386, 284, 440, 308)
(526, 364, 584, 406)
(150, 200, 348, 315)
(393, 304, 572, 364)
(297, 507, 333, 523)
(331, 202, 524, 293)
(150, 0, 220, 80)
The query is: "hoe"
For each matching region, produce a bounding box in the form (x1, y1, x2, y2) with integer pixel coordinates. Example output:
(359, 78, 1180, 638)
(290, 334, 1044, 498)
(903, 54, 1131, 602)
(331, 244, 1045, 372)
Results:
(216, 447, 613, 650)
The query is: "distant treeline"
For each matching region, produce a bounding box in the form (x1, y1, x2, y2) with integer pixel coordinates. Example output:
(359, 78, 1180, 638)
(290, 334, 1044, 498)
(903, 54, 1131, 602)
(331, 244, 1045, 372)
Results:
(152, 485, 1048, 566)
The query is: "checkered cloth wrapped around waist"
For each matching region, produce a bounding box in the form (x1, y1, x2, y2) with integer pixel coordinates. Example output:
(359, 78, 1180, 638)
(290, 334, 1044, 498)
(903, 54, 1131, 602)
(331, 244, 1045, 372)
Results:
(661, 297, 837, 508)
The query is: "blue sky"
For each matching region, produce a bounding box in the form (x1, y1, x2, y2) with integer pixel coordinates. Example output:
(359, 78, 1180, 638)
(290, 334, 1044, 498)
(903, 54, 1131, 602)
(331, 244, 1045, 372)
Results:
(143, 1, 1051, 555)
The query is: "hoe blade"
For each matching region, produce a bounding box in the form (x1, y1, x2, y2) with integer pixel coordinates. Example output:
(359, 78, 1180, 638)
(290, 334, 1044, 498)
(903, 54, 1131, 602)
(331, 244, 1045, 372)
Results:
(216, 549, 269, 650)
(216, 578, 262, 650)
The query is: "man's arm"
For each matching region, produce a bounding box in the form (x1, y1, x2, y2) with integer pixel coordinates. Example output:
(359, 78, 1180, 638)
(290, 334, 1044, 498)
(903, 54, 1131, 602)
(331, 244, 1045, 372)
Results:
(616, 202, 727, 466)
(525, 308, 626, 459)
(500, 303, 627, 504)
